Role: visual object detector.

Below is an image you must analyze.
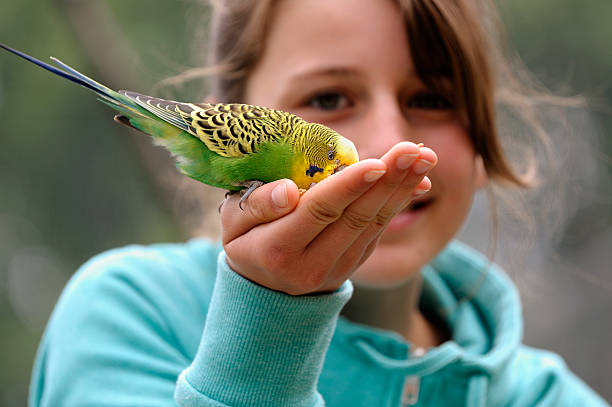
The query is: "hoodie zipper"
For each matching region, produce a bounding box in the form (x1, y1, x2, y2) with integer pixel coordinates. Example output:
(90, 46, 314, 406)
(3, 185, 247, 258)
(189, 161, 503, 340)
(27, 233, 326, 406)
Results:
(401, 376, 420, 406)
(401, 347, 425, 405)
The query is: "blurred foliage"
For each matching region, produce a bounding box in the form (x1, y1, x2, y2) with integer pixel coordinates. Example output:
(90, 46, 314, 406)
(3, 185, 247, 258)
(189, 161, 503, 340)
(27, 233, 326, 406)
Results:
(0, 0, 610, 405)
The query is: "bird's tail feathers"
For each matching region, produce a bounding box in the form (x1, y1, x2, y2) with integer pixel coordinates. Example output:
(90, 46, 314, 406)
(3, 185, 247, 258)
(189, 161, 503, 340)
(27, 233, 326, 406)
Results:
(0, 43, 141, 115)
(48, 55, 115, 99)
(98, 97, 149, 119)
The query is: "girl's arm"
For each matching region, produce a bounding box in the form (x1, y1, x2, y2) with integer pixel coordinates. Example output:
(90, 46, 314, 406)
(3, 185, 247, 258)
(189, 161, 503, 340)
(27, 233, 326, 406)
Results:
(175, 252, 352, 406)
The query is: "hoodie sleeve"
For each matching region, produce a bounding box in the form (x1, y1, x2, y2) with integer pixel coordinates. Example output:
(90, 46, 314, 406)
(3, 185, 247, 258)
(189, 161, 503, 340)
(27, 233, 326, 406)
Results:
(175, 251, 353, 407)
(29, 243, 352, 407)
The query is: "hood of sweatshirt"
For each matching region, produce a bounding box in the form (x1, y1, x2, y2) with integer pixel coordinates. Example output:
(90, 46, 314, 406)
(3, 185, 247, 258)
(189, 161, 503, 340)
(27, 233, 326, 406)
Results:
(321, 240, 522, 406)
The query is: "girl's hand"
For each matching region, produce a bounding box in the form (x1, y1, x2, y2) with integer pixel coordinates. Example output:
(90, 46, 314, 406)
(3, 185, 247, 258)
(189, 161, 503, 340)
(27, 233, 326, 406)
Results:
(220, 142, 437, 295)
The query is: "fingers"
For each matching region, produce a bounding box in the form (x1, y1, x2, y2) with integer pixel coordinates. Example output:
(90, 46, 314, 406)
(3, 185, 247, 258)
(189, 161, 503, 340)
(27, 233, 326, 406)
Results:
(259, 158, 388, 248)
(379, 145, 436, 210)
(339, 145, 437, 273)
(221, 179, 300, 244)
(219, 141, 438, 295)
(305, 142, 436, 265)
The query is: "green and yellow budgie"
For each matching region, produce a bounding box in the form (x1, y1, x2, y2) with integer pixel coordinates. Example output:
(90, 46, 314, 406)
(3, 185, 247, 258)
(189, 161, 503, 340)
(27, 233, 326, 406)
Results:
(0, 43, 358, 206)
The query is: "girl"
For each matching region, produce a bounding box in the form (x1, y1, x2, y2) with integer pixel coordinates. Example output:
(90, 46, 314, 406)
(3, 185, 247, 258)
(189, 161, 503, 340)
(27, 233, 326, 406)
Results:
(29, 0, 608, 406)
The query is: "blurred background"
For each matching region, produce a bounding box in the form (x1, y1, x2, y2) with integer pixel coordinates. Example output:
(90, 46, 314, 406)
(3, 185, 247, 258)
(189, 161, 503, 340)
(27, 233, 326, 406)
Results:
(0, 0, 610, 404)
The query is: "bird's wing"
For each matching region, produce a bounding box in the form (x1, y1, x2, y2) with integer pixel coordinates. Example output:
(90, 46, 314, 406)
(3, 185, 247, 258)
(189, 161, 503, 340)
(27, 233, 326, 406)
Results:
(120, 91, 286, 158)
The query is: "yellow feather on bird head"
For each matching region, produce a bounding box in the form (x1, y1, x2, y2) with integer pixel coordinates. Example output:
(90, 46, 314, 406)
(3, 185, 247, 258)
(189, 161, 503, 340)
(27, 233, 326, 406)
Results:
(290, 122, 359, 189)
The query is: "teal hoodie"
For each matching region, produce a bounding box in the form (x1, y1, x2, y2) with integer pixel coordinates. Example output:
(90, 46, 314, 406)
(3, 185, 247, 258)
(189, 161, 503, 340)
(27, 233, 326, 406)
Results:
(29, 240, 607, 406)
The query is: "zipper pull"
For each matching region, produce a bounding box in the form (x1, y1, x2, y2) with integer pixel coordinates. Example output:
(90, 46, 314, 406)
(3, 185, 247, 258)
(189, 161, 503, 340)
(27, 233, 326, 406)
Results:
(402, 346, 425, 406)
(401, 376, 420, 406)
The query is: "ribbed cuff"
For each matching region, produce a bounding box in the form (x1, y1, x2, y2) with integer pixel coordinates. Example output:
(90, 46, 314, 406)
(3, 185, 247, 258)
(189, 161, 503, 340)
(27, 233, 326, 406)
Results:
(175, 251, 353, 407)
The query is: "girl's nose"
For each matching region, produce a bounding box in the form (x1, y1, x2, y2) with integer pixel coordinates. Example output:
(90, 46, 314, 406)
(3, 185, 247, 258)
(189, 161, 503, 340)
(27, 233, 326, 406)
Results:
(357, 102, 411, 159)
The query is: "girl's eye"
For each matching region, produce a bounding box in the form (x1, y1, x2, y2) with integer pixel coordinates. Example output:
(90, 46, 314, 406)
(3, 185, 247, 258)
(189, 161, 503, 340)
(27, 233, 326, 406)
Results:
(407, 92, 453, 110)
(307, 91, 350, 111)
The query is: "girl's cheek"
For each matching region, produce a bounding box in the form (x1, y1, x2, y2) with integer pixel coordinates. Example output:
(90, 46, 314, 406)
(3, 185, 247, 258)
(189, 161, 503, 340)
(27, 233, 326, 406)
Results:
(424, 122, 473, 157)
(421, 123, 476, 182)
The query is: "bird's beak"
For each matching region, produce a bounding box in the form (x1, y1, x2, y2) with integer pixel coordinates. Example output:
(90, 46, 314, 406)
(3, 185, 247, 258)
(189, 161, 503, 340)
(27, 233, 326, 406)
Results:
(333, 159, 347, 174)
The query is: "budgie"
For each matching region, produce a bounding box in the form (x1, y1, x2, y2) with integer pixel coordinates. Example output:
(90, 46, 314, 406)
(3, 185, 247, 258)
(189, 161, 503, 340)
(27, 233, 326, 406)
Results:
(0, 43, 359, 206)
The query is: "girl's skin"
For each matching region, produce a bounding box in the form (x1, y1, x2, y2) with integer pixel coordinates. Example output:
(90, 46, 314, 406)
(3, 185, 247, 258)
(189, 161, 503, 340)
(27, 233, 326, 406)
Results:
(220, 0, 486, 348)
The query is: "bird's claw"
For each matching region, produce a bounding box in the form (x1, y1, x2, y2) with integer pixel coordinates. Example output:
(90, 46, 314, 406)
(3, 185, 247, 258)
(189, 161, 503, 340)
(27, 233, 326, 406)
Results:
(238, 181, 265, 210)
(218, 191, 233, 213)
(218, 181, 268, 212)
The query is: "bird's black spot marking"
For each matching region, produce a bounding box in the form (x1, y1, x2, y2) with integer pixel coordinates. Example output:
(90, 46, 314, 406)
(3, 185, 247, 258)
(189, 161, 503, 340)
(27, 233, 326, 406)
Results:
(212, 115, 225, 126)
(229, 125, 240, 139)
(198, 120, 212, 129)
(306, 165, 324, 177)
(238, 143, 247, 154)
(245, 108, 264, 119)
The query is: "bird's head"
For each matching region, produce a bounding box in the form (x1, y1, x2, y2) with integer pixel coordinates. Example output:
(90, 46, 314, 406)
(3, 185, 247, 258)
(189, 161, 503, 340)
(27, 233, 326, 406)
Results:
(292, 123, 359, 189)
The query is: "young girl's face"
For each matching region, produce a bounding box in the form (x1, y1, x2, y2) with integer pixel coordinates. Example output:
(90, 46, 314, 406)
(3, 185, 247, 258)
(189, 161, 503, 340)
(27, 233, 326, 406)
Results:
(245, 0, 485, 287)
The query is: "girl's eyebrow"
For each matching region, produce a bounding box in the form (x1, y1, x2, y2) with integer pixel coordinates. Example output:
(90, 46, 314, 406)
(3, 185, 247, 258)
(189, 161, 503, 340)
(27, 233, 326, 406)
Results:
(288, 66, 362, 83)
(287, 64, 418, 85)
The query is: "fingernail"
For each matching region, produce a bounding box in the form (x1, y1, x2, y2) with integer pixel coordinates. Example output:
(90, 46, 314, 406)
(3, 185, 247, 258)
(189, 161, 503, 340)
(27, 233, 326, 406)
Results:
(412, 159, 433, 175)
(271, 182, 288, 208)
(364, 169, 386, 182)
(396, 154, 419, 170)
(413, 188, 429, 195)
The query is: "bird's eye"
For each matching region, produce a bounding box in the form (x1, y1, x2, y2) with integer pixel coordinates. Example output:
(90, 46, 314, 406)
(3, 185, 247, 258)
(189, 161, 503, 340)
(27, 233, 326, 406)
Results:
(327, 144, 335, 160)
(308, 91, 349, 111)
(407, 92, 453, 110)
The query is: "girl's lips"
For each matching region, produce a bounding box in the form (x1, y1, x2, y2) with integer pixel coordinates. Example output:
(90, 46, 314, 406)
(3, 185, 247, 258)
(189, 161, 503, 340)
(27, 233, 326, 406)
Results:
(386, 198, 433, 231)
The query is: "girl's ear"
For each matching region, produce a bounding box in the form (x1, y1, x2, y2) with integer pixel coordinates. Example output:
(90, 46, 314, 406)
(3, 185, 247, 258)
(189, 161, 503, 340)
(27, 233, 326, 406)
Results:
(474, 155, 488, 189)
